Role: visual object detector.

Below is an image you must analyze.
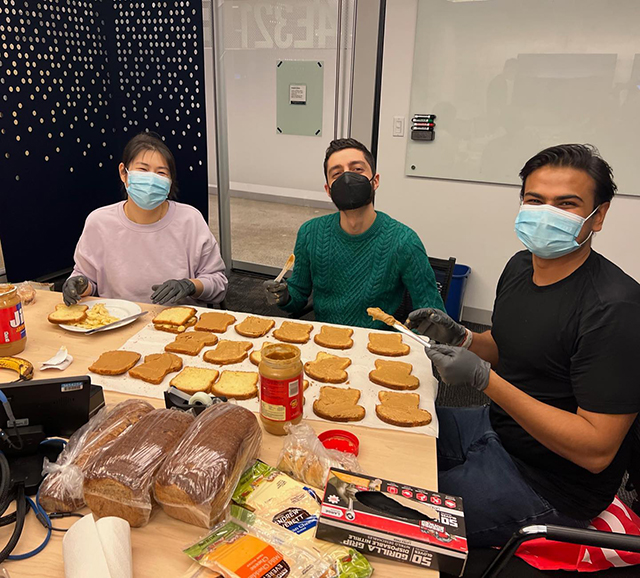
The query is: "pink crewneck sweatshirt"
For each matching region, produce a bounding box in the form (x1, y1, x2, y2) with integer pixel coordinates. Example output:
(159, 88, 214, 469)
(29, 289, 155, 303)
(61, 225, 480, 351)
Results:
(71, 201, 228, 305)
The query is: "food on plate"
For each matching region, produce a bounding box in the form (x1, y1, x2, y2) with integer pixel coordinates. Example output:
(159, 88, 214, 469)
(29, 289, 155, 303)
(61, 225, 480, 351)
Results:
(304, 352, 351, 384)
(88, 350, 142, 375)
(375, 391, 432, 427)
(153, 307, 197, 333)
(369, 359, 420, 390)
(68, 303, 120, 329)
(154, 403, 262, 528)
(313, 326, 354, 350)
(129, 352, 183, 384)
(194, 311, 237, 333)
(234, 316, 275, 338)
(272, 321, 313, 344)
(164, 332, 218, 356)
(170, 367, 220, 395)
(367, 332, 410, 356)
(313, 386, 365, 422)
(47, 304, 89, 324)
(210, 371, 259, 400)
(202, 340, 253, 365)
(83, 409, 194, 527)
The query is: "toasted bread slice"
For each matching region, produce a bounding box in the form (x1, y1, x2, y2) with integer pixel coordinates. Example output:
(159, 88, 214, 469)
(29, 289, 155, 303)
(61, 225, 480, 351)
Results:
(367, 333, 410, 357)
(164, 332, 218, 356)
(129, 353, 183, 385)
(313, 386, 365, 422)
(152, 307, 197, 327)
(169, 367, 220, 395)
(194, 312, 236, 333)
(48, 304, 89, 324)
(211, 371, 258, 400)
(154, 316, 197, 334)
(89, 350, 141, 375)
(304, 352, 351, 384)
(235, 316, 275, 338)
(314, 326, 354, 350)
(203, 340, 253, 365)
(273, 321, 313, 344)
(369, 359, 420, 390)
(375, 391, 432, 427)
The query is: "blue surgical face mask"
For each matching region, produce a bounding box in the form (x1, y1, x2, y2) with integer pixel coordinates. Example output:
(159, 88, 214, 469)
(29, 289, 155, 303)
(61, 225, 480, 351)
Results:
(126, 169, 171, 211)
(515, 203, 599, 259)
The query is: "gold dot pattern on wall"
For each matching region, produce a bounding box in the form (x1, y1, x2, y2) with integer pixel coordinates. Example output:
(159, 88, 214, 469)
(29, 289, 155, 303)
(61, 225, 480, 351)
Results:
(0, 0, 112, 181)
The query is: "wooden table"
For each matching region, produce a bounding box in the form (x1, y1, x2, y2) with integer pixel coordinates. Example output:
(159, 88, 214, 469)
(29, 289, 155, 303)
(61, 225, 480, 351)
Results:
(0, 291, 439, 577)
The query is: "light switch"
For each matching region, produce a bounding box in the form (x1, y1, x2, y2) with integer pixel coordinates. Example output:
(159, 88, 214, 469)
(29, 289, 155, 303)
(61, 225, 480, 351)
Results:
(393, 116, 405, 137)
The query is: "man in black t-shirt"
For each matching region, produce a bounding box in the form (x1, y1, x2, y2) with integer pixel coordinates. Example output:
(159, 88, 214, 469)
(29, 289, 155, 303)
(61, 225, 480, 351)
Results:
(408, 144, 640, 548)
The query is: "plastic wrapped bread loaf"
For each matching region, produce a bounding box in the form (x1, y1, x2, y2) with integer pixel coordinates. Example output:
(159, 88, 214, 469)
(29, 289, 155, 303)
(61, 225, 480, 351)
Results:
(83, 408, 195, 527)
(39, 399, 154, 513)
(154, 403, 262, 528)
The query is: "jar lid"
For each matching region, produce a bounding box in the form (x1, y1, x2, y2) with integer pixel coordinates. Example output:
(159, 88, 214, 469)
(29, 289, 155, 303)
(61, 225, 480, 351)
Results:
(318, 429, 360, 456)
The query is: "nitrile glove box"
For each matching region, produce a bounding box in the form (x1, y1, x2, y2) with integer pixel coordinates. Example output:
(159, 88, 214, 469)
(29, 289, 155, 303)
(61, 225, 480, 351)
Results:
(316, 468, 468, 576)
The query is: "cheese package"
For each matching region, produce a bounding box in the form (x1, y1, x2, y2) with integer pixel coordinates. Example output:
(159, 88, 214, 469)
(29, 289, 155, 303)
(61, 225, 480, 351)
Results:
(232, 461, 372, 578)
(184, 519, 332, 578)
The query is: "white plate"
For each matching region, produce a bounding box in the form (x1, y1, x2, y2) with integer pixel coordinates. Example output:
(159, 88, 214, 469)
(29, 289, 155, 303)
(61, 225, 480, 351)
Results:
(59, 299, 143, 333)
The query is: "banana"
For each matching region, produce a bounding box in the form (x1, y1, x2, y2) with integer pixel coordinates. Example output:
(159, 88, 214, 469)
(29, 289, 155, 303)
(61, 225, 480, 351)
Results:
(0, 357, 34, 382)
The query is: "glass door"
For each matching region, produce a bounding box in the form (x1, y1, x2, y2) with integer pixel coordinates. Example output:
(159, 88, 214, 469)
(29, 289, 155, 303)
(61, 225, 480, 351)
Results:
(204, 0, 358, 274)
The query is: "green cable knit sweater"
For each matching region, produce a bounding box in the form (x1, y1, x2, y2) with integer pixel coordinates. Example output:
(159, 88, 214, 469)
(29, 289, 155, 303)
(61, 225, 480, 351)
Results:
(281, 211, 445, 329)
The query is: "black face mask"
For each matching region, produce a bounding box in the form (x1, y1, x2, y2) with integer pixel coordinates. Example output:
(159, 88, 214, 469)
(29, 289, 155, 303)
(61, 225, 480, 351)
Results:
(330, 172, 375, 211)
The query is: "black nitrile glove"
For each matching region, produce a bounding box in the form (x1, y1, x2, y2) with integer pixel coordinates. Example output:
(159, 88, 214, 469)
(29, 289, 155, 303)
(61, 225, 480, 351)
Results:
(151, 278, 196, 305)
(62, 275, 89, 306)
(425, 344, 491, 392)
(263, 280, 290, 306)
(407, 308, 470, 347)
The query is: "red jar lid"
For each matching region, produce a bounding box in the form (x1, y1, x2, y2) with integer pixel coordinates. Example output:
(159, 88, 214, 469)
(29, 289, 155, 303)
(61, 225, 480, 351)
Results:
(318, 429, 360, 456)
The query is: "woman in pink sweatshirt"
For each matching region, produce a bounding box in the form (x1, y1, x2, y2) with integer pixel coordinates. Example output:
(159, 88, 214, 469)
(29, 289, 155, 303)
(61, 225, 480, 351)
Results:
(63, 132, 228, 306)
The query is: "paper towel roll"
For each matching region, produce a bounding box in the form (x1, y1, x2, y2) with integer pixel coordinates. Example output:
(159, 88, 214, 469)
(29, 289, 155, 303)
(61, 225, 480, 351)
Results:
(63, 515, 133, 578)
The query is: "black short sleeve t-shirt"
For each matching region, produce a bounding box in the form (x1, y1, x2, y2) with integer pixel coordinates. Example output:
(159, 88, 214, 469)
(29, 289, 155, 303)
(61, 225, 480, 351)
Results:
(490, 250, 640, 520)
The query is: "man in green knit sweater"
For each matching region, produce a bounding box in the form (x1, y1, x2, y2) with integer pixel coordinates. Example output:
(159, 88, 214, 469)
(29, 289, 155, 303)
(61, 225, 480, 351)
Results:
(264, 138, 445, 329)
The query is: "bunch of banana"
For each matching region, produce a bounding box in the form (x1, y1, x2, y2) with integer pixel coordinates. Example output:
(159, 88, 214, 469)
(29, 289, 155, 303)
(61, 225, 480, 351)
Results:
(0, 357, 34, 382)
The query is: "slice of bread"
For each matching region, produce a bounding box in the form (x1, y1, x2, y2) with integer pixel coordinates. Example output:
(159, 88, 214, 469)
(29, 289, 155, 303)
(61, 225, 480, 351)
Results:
(211, 371, 259, 400)
(152, 307, 197, 327)
(369, 359, 420, 390)
(89, 350, 141, 375)
(154, 317, 197, 334)
(164, 332, 218, 356)
(314, 326, 354, 350)
(235, 316, 275, 338)
(367, 333, 410, 357)
(194, 312, 237, 333)
(170, 367, 220, 395)
(273, 321, 313, 344)
(313, 386, 365, 422)
(375, 391, 432, 427)
(48, 304, 89, 324)
(129, 353, 183, 385)
(203, 340, 253, 365)
(304, 352, 351, 384)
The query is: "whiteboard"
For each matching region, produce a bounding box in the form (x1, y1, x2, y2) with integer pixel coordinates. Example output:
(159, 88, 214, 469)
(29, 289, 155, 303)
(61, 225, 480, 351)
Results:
(405, 0, 640, 196)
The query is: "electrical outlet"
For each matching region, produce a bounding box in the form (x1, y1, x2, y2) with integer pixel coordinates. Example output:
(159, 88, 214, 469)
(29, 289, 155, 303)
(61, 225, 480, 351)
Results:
(393, 116, 405, 137)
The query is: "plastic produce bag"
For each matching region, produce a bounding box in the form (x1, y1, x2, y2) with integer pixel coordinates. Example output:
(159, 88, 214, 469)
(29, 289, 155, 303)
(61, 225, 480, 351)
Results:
(184, 517, 334, 578)
(39, 399, 155, 512)
(155, 402, 262, 528)
(277, 423, 361, 489)
(83, 408, 194, 527)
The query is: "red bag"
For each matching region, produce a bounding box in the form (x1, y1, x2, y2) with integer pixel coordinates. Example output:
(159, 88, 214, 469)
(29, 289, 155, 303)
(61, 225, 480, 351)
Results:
(515, 497, 640, 572)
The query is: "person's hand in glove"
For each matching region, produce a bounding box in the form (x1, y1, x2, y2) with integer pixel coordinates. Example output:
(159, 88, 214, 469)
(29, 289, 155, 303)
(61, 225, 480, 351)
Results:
(263, 280, 290, 306)
(62, 275, 89, 306)
(406, 308, 473, 348)
(426, 344, 491, 392)
(151, 279, 196, 305)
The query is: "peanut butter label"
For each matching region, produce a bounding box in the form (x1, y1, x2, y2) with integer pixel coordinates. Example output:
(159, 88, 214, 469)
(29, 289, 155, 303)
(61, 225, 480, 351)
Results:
(0, 303, 26, 344)
(260, 375, 303, 423)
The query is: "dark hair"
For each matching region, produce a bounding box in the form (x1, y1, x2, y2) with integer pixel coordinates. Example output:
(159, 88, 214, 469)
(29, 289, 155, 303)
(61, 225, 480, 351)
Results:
(323, 138, 376, 180)
(121, 131, 178, 198)
(519, 144, 616, 207)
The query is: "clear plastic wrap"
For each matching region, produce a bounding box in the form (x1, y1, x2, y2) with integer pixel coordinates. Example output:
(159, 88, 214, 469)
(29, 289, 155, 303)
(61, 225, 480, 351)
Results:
(83, 408, 194, 527)
(184, 517, 334, 578)
(154, 402, 262, 528)
(39, 399, 155, 513)
(277, 423, 361, 489)
(232, 461, 373, 578)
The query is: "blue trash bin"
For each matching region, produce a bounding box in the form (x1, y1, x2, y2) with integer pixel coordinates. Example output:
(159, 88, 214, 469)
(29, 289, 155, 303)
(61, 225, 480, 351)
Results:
(445, 264, 471, 322)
